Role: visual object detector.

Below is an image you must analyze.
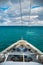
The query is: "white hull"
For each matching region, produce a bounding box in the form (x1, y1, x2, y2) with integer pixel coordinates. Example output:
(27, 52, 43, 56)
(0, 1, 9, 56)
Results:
(0, 40, 43, 64)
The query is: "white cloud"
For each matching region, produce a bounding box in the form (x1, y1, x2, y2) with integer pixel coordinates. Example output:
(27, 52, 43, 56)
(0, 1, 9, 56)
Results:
(31, 7, 43, 15)
(0, 15, 39, 26)
(0, 0, 43, 26)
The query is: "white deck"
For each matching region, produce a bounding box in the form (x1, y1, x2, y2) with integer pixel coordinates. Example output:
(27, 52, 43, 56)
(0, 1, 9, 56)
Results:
(0, 40, 43, 64)
(0, 62, 42, 65)
(1, 40, 43, 54)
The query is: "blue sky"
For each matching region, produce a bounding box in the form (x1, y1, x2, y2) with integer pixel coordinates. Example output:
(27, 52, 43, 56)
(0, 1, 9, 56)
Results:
(0, 0, 43, 26)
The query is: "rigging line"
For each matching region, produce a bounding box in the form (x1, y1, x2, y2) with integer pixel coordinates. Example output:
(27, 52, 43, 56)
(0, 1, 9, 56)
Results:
(28, 0, 31, 25)
(22, 0, 31, 23)
(19, 0, 31, 25)
(19, 0, 23, 24)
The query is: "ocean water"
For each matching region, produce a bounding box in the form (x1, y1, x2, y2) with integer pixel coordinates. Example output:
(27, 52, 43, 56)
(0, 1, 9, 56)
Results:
(0, 26, 43, 52)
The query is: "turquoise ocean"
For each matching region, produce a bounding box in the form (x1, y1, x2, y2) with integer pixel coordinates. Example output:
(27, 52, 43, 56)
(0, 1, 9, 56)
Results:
(0, 26, 43, 52)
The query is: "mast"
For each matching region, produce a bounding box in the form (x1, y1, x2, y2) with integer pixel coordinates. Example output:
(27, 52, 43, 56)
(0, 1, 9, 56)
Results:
(28, 0, 31, 25)
(19, 0, 23, 25)
(19, 0, 31, 25)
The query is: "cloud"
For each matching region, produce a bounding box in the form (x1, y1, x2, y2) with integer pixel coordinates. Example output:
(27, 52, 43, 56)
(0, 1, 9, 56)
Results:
(31, 7, 43, 15)
(0, 0, 43, 26)
(0, 15, 39, 26)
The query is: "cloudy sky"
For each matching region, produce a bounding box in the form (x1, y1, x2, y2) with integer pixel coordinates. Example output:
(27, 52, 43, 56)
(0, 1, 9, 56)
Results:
(0, 0, 43, 26)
